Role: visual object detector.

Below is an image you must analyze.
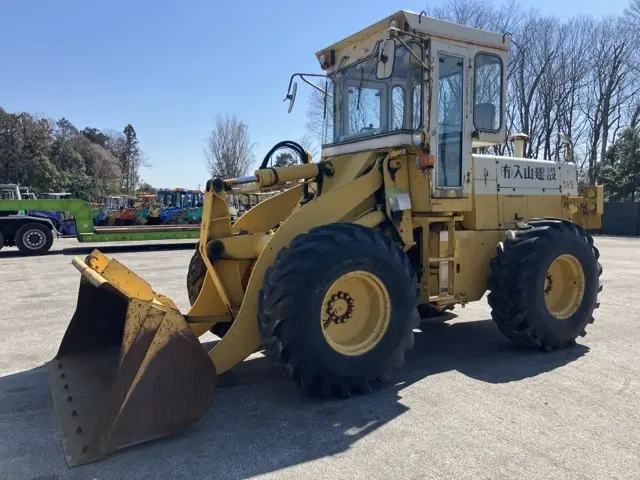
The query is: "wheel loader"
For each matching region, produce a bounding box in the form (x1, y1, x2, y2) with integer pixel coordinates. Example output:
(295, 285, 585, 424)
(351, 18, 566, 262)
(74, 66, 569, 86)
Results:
(47, 10, 604, 467)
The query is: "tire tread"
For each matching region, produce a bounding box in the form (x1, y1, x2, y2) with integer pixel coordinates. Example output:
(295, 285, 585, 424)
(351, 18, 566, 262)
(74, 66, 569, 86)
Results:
(258, 222, 419, 398)
(487, 217, 602, 350)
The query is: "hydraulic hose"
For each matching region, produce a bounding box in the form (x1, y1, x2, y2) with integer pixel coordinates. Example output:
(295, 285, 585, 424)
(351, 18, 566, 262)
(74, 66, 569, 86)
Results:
(260, 140, 311, 199)
(259, 140, 309, 169)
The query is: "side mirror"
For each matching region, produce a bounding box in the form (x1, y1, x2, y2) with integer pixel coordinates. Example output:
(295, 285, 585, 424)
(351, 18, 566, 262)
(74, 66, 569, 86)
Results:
(286, 82, 298, 113)
(376, 38, 396, 80)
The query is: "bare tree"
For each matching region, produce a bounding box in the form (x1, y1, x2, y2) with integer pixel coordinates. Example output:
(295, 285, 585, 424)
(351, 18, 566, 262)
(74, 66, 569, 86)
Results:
(72, 135, 121, 195)
(305, 79, 333, 146)
(427, 0, 522, 32)
(107, 124, 151, 195)
(204, 114, 256, 179)
(551, 17, 592, 165)
(626, 0, 640, 32)
(581, 16, 637, 183)
(297, 133, 320, 160)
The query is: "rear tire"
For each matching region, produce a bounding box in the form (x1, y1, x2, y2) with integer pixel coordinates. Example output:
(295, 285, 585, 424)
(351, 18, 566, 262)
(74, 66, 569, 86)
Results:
(258, 222, 420, 398)
(186, 243, 231, 338)
(15, 222, 53, 255)
(487, 217, 602, 350)
(187, 243, 207, 305)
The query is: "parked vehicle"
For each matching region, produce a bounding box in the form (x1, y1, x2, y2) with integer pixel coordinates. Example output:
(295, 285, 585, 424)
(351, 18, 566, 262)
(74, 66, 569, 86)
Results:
(26, 193, 77, 235)
(0, 184, 56, 254)
(0, 196, 200, 255)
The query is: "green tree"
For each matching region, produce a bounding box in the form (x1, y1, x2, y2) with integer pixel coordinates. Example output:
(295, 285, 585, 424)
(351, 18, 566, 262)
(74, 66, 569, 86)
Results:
(49, 118, 91, 197)
(598, 127, 640, 201)
(122, 124, 141, 194)
(0, 108, 24, 184)
(137, 181, 156, 193)
(0, 107, 147, 201)
(81, 127, 110, 148)
(273, 152, 297, 168)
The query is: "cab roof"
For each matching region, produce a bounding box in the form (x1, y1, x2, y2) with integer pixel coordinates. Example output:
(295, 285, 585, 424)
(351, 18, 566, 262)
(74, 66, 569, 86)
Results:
(316, 10, 510, 61)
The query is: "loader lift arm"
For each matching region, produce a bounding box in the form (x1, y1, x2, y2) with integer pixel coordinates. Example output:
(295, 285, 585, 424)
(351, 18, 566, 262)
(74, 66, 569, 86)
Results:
(50, 148, 397, 467)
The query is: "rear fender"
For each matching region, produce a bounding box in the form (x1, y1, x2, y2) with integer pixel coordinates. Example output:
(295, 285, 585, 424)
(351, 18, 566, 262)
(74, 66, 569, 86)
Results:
(570, 185, 603, 230)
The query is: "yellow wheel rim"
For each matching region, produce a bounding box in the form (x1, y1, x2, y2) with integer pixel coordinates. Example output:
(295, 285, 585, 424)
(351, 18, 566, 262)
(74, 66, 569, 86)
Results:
(544, 254, 586, 320)
(321, 270, 391, 356)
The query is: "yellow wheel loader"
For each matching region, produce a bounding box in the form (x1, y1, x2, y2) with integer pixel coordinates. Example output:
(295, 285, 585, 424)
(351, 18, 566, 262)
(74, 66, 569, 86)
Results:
(47, 10, 604, 467)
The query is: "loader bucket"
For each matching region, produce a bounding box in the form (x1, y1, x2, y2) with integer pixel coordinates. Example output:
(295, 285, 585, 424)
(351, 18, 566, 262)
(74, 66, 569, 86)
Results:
(47, 252, 217, 467)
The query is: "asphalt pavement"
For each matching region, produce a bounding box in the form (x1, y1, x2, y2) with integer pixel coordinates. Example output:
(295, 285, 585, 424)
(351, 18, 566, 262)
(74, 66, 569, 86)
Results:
(0, 236, 638, 480)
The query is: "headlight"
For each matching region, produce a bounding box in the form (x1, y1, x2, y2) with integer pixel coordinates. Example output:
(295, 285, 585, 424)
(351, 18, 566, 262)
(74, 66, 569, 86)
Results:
(319, 53, 327, 66)
(389, 19, 398, 29)
(411, 130, 425, 147)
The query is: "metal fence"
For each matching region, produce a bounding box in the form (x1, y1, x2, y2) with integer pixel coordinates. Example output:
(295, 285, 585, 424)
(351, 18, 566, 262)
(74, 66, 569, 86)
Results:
(599, 202, 640, 236)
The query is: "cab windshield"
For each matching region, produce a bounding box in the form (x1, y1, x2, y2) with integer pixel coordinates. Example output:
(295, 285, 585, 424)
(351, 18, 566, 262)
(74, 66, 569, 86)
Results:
(323, 42, 424, 145)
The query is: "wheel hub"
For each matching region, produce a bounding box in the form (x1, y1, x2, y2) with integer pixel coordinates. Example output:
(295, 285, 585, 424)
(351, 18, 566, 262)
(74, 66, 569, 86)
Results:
(325, 292, 354, 324)
(544, 273, 553, 295)
(320, 270, 391, 356)
(24, 230, 45, 249)
(544, 254, 586, 320)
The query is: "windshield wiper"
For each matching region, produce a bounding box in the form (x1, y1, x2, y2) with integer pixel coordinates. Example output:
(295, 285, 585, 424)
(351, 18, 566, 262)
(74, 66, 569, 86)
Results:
(356, 40, 382, 110)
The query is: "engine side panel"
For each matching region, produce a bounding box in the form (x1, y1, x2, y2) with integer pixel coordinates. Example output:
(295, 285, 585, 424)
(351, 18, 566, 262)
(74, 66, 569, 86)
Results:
(465, 155, 577, 230)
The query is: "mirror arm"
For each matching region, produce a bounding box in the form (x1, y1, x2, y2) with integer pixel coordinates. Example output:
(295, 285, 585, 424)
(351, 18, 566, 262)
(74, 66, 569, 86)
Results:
(388, 26, 427, 42)
(283, 73, 331, 101)
(300, 74, 333, 97)
(389, 30, 430, 71)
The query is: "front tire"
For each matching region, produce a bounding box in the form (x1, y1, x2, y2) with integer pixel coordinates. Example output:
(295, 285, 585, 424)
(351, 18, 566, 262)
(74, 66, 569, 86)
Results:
(488, 218, 602, 350)
(258, 223, 420, 398)
(15, 222, 54, 255)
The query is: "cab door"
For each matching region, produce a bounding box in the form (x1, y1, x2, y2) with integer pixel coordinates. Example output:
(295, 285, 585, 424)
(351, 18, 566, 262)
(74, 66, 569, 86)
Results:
(429, 41, 472, 199)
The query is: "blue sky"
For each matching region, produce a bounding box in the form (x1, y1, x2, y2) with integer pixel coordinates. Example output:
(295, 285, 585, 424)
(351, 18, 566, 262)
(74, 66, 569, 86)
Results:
(0, 0, 630, 189)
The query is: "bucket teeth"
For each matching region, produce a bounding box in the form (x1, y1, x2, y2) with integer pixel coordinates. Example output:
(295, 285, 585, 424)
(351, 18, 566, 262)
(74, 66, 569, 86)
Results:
(49, 254, 217, 467)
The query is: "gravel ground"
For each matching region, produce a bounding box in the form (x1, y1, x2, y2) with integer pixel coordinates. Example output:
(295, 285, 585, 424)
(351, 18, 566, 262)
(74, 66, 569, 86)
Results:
(0, 235, 638, 480)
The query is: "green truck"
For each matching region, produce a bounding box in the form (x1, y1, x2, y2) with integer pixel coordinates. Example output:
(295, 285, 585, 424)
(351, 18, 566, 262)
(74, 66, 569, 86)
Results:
(0, 195, 199, 256)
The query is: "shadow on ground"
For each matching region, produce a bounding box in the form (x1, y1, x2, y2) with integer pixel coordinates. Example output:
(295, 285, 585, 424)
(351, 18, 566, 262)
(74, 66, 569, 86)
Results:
(0, 318, 588, 480)
(0, 242, 196, 258)
(0, 249, 60, 258)
(61, 242, 197, 255)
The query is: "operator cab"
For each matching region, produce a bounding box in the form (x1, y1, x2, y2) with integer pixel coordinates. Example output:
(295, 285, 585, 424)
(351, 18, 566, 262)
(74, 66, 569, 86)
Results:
(286, 10, 509, 199)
